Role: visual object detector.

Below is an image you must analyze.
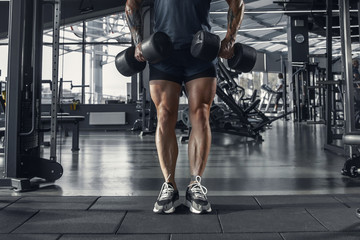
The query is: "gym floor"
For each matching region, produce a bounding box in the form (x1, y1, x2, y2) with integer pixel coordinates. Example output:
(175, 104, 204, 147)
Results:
(1, 121, 360, 239)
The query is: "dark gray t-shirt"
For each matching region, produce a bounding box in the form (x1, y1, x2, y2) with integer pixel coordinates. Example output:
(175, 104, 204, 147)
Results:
(154, 0, 212, 49)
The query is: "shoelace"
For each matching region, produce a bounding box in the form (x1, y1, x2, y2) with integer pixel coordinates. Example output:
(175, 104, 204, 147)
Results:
(158, 182, 174, 200)
(189, 176, 208, 199)
(158, 174, 174, 200)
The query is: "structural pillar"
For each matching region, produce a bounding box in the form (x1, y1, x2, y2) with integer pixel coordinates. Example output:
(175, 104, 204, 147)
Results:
(88, 20, 103, 104)
(339, 0, 355, 133)
(287, 15, 309, 121)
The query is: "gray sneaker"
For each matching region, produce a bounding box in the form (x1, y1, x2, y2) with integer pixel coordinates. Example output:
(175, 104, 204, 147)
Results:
(185, 176, 212, 214)
(153, 182, 179, 214)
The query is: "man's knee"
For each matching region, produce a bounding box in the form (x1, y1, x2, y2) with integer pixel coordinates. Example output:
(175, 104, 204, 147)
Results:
(157, 106, 178, 127)
(190, 104, 211, 124)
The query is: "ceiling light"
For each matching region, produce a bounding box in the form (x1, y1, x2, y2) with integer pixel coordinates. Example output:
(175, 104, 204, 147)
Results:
(312, 35, 360, 40)
(210, 9, 359, 15)
(324, 25, 360, 29)
(214, 26, 285, 33)
(245, 40, 287, 44)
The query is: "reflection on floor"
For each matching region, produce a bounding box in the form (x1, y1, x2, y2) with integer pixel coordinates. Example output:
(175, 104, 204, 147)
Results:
(0, 120, 359, 196)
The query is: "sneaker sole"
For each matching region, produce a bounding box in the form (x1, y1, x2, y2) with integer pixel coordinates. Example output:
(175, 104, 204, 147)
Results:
(185, 200, 212, 214)
(153, 199, 180, 214)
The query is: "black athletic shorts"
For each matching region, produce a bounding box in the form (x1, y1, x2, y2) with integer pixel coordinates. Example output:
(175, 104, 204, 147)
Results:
(149, 48, 217, 85)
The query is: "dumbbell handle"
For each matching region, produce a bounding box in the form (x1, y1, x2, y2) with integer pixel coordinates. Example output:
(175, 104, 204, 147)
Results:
(134, 44, 146, 62)
(191, 30, 257, 72)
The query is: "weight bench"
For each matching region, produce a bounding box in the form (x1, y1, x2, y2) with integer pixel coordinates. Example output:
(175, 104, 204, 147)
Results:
(341, 133, 360, 219)
(41, 115, 85, 151)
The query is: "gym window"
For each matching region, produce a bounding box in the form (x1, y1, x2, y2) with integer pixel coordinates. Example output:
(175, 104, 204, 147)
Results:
(41, 13, 132, 105)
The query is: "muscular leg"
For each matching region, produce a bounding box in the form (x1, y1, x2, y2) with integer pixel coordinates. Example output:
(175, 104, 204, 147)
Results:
(150, 80, 182, 189)
(185, 77, 217, 184)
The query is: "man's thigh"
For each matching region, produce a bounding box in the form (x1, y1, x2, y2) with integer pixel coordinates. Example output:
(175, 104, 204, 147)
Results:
(185, 77, 217, 110)
(149, 80, 182, 112)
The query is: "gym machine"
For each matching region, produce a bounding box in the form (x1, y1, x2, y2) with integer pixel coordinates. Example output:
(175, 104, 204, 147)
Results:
(306, 63, 326, 124)
(0, 0, 63, 191)
(259, 84, 278, 113)
(340, 0, 360, 177)
(131, 85, 157, 136)
(213, 61, 263, 141)
(289, 62, 329, 124)
(217, 61, 292, 135)
(333, 0, 360, 220)
(290, 64, 311, 122)
(322, 0, 356, 155)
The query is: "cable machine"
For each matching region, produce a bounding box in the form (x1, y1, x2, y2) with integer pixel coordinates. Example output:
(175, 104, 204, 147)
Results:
(0, 0, 63, 191)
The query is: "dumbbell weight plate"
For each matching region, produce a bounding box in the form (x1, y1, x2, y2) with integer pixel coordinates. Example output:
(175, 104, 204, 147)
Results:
(115, 46, 146, 77)
(356, 209, 360, 219)
(141, 32, 173, 64)
(227, 43, 257, 73)
(350, 165, 359, 177)
(342, 158, 360, 177)
(191, 30, 221, 62)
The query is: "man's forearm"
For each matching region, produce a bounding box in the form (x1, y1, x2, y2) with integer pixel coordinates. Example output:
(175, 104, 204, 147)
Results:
(225, 0, 245, 44)
(125, 0, 143, 45)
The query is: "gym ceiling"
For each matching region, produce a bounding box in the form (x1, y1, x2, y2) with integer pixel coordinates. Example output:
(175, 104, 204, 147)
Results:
(0, 0, 359, 57)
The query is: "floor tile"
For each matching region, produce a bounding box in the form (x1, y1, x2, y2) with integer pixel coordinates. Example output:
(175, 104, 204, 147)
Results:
(13, 210, 125, 234)
(90, 196, 156, 211)
(59, 234, 169, 240)
(219, 208, 327, 233)
(117, 205, 221, 234)
(307, 208, 360, 231)
(209, 196, 260, 210)
(0, 234, 60, 240)
(281, 232, 360, 240)
(171, 233, 283, 240)
(0, 209, 37, 233)
(255, 195, 346, 209)
(6, 196, 98, 210)
(0, 197, 21, 209)
(334, 194, 360, 208)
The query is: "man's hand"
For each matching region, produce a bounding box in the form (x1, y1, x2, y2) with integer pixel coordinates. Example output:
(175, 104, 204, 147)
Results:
(219, 38, 235, 59)
(135, 43, 146, 62)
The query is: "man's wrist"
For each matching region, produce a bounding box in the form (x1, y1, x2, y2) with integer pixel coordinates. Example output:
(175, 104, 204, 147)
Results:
(134, 36, 143, 46)
(224, 35, 236, 45)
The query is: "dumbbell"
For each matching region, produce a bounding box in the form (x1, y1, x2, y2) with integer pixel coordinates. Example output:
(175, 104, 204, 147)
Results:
(115, 32, 173, 76)
(190, 30, 257, 73)
(342, 157, 360, 178)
